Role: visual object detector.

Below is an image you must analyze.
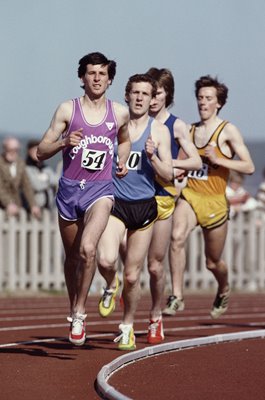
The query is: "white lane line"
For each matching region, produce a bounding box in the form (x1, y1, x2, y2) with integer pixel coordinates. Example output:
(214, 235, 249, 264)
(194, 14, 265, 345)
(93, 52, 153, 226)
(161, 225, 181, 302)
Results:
(0, 323, 68, 331)
(0, 332, 114, 348)
(1, 306, 265, 318)
(0, 323, 264, 349)
(0, 315, 68, 321)
(0, 303, 264, 321)
(0, 309, 69, 315)
(1, 312, 265, 331)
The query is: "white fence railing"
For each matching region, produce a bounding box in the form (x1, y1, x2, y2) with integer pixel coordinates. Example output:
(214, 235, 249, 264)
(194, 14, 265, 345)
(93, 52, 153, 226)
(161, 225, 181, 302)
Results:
(0, 209, 264, 294)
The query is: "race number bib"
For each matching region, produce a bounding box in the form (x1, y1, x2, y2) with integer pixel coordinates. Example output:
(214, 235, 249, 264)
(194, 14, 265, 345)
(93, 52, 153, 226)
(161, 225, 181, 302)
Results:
(81, 148, 106, 170)
(188, 163, 209, 181)
(125, 151, 142, 170)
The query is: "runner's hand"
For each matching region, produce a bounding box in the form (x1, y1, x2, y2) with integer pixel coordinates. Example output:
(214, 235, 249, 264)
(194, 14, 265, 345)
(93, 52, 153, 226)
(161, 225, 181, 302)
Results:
(145, 135, 156, 160)
(205, 142, 218, 164)
(64, 128, 83, 147)
(115, 162, 128, 179)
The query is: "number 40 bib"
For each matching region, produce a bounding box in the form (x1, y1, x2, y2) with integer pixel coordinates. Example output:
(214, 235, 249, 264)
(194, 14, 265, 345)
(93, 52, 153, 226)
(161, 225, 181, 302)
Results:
(188, 163, 209, 181)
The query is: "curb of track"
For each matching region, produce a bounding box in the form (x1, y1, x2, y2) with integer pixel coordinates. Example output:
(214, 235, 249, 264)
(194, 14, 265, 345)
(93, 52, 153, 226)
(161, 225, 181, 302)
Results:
(96, 329, 265, 400)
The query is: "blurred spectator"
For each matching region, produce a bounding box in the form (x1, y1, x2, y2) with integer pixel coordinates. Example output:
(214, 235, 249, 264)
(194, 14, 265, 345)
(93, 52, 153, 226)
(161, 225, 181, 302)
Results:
(226, 170, 257, 217)
(0, 136, 41, 218)
(256, 167, 265, 210)
(26, 139, 58, 209)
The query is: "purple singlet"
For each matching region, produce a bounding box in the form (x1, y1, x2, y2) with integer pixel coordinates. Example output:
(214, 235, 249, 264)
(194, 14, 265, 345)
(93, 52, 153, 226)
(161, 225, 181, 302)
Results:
(56, 98, 118, 220)
(62, 98, 118, 182)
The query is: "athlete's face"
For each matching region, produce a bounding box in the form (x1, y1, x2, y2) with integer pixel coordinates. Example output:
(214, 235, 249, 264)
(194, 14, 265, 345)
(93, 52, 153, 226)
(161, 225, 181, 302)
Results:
(149, 85, 167, 114)
(126, 81, 153, 117)
(197, 87, 221, 121)
(81, 64, 111, 97)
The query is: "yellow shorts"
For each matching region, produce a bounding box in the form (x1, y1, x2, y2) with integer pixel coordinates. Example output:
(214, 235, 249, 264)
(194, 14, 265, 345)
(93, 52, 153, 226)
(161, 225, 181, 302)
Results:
(181, 188, 229, 229)
(155, 195, 176, 220)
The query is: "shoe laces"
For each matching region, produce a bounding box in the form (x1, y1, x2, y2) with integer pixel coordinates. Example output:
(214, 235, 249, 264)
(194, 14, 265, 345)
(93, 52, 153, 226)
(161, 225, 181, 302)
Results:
(102, 289, 114, 308)
(149, 320, 159, 337)
(114, 324, 132, 344)
(214, 291, 230, 308)
(167, 295, 177, 306)
(71, 312, 87, 328)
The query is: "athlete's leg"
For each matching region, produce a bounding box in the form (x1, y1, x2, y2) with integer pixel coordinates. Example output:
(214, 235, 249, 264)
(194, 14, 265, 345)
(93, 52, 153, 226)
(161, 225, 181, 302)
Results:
(119, 230, 127, 266)
(122, 225, 154, 325)
(73, 197, 113, 314)
(169, 198, 197, 299)
(58, 216, 83, 314)
(97, 215, 126, 289)
(147, 216, 172, 320)
(203, 221, 229, 294)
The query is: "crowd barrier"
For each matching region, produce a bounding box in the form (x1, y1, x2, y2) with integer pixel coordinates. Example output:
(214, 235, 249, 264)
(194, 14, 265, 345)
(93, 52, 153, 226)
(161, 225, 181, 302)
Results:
(0, 208, 264, 294)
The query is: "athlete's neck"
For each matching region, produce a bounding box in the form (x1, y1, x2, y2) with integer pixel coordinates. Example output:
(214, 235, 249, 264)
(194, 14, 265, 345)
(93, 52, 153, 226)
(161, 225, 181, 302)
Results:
(129, 114, 150, 137)
(80, 95, 107, 125)
(82, 93, 107, 108)
(199, 115, 222, 130)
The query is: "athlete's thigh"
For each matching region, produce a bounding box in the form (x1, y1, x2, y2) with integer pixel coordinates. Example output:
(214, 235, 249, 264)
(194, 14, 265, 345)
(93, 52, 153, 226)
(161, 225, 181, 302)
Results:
(148, 217, 172, 260)
(203, 221, 228, 261)
(82, 197, 113, 247)
(97, 215, 126, 263)
(125, 225, 154, 269)
(58, 215, 83, 257)
(171, 197, 197, 240)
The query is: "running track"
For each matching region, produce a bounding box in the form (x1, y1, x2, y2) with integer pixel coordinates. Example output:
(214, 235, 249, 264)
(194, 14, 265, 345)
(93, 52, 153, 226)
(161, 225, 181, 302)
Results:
(0, 292, 264, 399)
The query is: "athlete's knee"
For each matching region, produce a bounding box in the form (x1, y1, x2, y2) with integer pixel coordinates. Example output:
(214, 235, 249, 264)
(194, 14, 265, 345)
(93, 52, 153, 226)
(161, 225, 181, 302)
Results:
(206, 258, 226, 271)
(80, 241, 96, 264)
(206, 260, 217, 271)
(97, 253, 117, 272)
(170, 228, 186, 251)
(148, 259, 164, 279)
(124, 269, 141, 287)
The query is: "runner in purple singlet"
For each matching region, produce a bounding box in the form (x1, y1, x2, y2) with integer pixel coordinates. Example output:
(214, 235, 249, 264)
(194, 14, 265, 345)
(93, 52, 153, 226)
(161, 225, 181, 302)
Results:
(37, 52, 131, 346)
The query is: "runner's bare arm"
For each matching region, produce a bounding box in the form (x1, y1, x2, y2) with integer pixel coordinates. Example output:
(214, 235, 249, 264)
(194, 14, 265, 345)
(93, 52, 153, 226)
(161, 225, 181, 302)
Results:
(146, 121, 173, 181)
(205, 123, 255, 174)
(114, 103, 131, 178)
(37, 101, 82, 160)
(173, 120, 202, 171)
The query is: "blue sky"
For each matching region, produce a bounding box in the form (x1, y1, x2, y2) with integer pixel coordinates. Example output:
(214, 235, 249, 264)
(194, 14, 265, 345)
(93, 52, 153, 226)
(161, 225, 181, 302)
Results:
(1, 0, 264, 142)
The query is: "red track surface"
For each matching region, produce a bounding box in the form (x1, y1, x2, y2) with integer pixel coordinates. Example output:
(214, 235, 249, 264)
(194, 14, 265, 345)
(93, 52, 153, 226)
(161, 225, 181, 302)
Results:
(0, 292, 264, 399)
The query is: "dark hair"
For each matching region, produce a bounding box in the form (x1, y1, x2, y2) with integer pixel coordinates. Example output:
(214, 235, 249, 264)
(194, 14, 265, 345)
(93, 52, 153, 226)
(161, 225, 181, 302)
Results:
(125, 73, 157, 104)
(195, 75, 228, 112)
(146, 67, 174, 107)
(78, 52, 116, 82)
